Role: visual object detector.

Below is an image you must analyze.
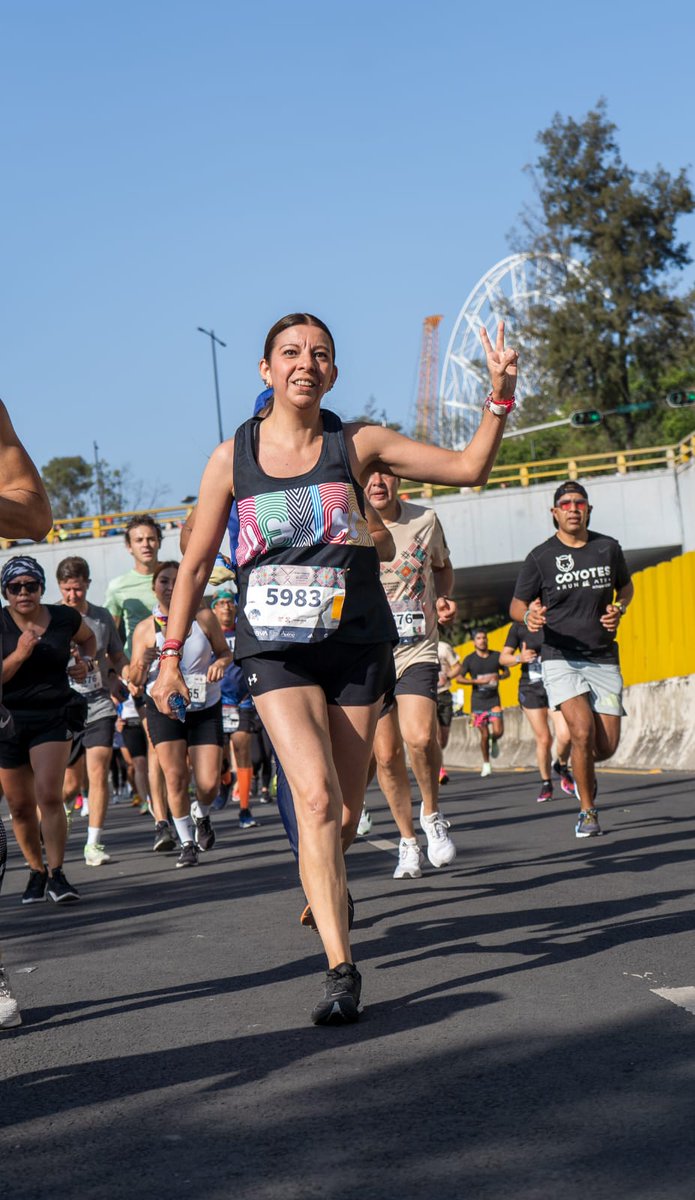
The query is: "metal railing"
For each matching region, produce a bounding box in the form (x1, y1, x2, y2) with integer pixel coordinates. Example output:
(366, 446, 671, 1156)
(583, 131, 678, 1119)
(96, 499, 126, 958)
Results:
(402, 429, 695, 499)
(2, 429, 693, 547)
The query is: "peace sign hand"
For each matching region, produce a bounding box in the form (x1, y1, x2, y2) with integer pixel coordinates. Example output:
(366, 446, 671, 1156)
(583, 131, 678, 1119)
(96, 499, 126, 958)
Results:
(480, 321, 518, 401)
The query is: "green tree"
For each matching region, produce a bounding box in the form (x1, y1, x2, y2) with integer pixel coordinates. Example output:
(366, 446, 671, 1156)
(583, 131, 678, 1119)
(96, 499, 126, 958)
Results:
(41, 456, 94, 519)
(510, 100, 695, 453)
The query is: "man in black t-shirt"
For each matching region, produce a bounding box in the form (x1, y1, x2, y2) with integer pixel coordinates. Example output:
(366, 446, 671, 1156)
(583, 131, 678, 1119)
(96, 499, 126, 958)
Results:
(458, 631, 509, 777)
(510, 481, 634, 839)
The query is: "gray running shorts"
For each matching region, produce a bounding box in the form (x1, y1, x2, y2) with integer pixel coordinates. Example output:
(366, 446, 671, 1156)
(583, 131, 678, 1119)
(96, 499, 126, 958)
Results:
(541, 657, 626, 716)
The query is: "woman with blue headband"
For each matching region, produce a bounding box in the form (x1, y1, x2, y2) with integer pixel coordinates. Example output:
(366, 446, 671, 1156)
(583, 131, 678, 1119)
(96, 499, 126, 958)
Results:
(0, 554, 96, 904)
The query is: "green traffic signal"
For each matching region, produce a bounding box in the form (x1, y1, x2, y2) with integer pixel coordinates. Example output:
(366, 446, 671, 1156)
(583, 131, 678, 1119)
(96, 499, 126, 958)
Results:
(570, 409, 603, 427)
(666, 390, 695, 408)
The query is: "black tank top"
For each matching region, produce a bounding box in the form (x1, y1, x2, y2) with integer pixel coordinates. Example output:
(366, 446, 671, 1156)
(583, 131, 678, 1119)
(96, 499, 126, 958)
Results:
(232, 408, 397, 658)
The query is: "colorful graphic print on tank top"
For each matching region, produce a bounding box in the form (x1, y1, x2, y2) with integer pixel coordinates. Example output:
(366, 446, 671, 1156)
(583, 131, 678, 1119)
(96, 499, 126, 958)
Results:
(236, 481, 372, 568)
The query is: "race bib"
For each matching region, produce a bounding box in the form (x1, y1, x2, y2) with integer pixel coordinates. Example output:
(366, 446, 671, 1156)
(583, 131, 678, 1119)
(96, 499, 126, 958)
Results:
(71, 666, 104, 695)
(245, 565, 346, 643)
(222, 704, 240, 733)
(391, 599, 426, 644)
(527, 659, 543, 684)
(184, 673, 207, 706)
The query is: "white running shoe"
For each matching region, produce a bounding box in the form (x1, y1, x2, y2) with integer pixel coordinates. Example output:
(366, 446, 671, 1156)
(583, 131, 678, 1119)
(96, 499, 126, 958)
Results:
(357, 808, 373, 837)
(480, 762, 492, 777)
(84, 842, 111, 866)
(419, 805, 457, 868)
(393, 838, 425, 879)
(0, 965, 21, 1029)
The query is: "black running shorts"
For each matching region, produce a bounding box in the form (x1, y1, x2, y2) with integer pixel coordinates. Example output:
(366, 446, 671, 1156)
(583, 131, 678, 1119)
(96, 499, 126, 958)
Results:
(518, 682, 550, 710)
(122, 718, 148, 759)
(0, 711, 72, 770)
(436, 690, 454, 728)
(68, 716, 117, 766)
(144, 697, 224, 748)
(240, 641, 395, 708)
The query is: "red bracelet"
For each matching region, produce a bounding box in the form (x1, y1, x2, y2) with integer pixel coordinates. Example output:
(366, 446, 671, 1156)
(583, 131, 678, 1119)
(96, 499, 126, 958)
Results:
(484, 392, 516, 416)
(161, 638, 183, 651)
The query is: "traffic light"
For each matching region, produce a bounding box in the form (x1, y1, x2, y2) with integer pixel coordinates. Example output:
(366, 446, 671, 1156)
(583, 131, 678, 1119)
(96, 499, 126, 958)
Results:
(666, 390, 695, 408)
(570, 409, 603, 427)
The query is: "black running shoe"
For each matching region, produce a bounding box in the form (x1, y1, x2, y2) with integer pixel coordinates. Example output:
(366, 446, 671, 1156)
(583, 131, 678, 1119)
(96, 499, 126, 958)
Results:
(22, 868, 48, 905)
(46, 868, 80, 903)
(176, 841, 199, 868)
(311, 962, 362, 1025)
(153, 821, 176, 853)
(194, 815, 216, 852)
(301, 891, 355, 932)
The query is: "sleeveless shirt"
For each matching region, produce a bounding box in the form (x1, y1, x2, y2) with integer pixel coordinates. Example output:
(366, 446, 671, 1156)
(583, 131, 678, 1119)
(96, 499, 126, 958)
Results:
(232, 408, 397, 658)
(147, 618, 221, 710)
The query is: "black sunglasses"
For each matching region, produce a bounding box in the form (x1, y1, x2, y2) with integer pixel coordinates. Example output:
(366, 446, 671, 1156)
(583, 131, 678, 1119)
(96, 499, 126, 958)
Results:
(6, 580, 42, 595)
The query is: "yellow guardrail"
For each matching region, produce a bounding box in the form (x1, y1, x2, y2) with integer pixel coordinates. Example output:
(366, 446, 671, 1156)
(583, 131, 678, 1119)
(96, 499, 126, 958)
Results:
(0, 428, 692, 548)
(403, 429, 695, 499)
(452, 549, 695, 711)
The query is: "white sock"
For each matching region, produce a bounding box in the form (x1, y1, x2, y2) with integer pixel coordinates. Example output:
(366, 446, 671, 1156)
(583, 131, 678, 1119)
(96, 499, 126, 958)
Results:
(173, 815, 195, 845)
(87, 826, 103, 846)
(195, 802, 211, 818)
(402, 836, 418, 844)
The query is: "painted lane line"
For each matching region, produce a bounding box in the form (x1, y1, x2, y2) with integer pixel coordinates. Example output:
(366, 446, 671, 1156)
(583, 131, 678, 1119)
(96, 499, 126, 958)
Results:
(651, 987, 695, 1016)
(366, 837, 399, 855)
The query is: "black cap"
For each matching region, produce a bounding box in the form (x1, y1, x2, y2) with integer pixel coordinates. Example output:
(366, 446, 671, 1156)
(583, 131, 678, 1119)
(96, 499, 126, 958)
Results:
(553, 480, 589, 505)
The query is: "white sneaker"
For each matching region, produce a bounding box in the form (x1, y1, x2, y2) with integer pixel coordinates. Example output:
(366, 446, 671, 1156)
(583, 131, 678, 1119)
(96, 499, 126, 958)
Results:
(357, 808, 373, 837)
(84, 842, 111, 866)
(480, 762, 492, 777)
(393, 838, 425, 879)
(419, 805, 457, 868)
(0, 966, 21, 1029)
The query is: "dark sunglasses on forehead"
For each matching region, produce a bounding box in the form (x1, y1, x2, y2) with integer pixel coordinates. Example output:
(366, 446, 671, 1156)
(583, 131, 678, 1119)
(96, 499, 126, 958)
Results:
(6, 580, 42, 595)
(556, 499, 588, 511)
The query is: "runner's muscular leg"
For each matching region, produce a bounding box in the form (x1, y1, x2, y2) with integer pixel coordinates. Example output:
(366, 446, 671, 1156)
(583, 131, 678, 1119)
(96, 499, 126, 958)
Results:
(328, 699, 383, 852)
(253, 685, 352, 969)
(396, 693, 441, 818)
(558, 694, 596, 810)
(188, 743, 223, 807)
(549, 707, 572, 763)
(522, 706, 553, 779)
(593, 712, 621, 762)
(372, 706, 417, 840)
(0, 765, 43, 871)
(85, 744, 113, 829)
(30, 740, 72, 871)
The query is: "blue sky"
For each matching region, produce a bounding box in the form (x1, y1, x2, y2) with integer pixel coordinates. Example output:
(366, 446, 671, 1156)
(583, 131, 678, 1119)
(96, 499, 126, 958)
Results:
(2, 0, 694, 510)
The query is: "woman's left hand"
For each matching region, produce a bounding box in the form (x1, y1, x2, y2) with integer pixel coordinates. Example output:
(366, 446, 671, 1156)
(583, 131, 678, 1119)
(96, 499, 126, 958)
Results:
(480, 321, 518, 401)
(207, 661, 226, 683)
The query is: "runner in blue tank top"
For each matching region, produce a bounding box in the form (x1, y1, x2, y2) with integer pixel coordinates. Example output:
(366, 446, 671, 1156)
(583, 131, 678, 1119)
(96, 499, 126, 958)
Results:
(152, 312, 518, 1026)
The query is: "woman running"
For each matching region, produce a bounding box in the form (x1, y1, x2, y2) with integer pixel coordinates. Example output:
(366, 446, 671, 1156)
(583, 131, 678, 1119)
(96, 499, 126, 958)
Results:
(130, 561, 232, 867)
(0, 555, 96, 903)
(57, 555, 130, 865)
(152, 312, 516, 1024)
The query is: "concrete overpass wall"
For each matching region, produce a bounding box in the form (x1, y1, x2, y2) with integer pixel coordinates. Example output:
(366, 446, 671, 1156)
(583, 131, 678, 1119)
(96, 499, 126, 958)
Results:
(426, 464, 690, 567)
(443, 675, 695, 772)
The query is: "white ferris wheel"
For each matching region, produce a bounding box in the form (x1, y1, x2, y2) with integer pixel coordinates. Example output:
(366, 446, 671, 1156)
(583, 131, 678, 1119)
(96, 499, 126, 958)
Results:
(439, 252, 573, 448)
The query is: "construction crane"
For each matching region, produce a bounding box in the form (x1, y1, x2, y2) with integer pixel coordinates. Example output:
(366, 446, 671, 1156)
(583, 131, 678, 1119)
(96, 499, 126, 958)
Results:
(414, 314, 443, 443)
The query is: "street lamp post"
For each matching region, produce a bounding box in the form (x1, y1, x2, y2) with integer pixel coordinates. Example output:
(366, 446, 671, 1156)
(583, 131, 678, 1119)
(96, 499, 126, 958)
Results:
(197, 326, 226, 443)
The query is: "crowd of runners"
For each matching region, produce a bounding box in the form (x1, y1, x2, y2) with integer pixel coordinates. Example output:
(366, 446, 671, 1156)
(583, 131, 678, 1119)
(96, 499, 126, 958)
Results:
(0, 313, 634, 1030)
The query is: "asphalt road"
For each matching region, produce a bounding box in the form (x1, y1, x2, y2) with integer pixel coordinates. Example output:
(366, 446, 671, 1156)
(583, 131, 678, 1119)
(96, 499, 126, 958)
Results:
(2, 767, 695, 1200)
